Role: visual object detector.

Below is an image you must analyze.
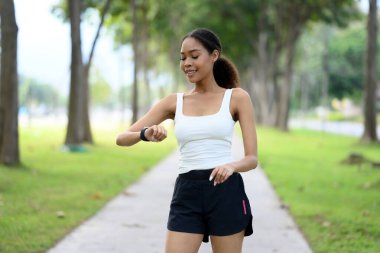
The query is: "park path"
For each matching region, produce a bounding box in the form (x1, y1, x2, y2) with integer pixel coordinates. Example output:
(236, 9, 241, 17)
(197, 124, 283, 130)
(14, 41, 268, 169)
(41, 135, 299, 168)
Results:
(47, 135, 313, 253)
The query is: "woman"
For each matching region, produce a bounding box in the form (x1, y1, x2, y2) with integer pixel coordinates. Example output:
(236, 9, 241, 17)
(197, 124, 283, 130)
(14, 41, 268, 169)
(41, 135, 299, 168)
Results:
(116, 28, 258, 253)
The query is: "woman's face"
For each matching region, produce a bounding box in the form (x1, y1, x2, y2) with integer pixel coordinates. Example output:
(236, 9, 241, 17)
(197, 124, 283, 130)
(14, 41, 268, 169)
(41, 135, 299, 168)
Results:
(180, 37, 218, 83)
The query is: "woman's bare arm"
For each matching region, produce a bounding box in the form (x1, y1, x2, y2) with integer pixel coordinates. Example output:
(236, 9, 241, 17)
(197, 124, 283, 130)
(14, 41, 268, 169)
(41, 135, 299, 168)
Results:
(229, 88, 258, 172)
(211, 88, 258, 185)
(116, 94, 176, 146)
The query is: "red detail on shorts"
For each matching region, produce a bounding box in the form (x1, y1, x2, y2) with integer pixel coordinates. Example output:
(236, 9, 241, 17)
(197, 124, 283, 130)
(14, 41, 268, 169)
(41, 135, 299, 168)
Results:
(242, 200, 247, 215)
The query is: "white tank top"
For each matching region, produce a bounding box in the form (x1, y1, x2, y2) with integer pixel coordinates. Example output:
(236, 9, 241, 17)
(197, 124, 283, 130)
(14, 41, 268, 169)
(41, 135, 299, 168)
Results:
(174, 89, 236, 174)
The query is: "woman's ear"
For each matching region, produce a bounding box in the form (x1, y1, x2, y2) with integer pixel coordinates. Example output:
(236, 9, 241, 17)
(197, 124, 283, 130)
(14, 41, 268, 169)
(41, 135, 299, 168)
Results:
(212, 50, 220, 62)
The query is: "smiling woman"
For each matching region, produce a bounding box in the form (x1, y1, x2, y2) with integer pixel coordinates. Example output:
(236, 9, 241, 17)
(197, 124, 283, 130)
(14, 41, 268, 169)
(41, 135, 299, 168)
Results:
(116, 28, 258, 253)
(180, 29, 239, 89)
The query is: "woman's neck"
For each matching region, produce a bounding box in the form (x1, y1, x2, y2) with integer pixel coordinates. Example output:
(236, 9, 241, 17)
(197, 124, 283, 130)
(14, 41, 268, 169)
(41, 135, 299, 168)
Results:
(193, 75, 221, 94)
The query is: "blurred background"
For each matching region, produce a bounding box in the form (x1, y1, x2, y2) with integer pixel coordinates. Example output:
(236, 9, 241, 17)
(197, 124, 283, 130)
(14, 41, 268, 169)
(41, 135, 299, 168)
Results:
(0, 0, 379, 253)
(9, 0, 380, 138)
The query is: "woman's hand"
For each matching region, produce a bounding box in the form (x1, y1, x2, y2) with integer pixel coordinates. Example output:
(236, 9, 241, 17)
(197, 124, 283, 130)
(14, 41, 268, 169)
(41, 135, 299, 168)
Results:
(210, 165, 235, 186)
(144, 125, 167, 142)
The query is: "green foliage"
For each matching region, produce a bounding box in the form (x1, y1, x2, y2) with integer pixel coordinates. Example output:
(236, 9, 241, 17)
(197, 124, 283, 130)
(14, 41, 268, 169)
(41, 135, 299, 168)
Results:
(89, 68, 113, 107)
(19, 76, 62, 112)
(293, 23, 330, 109)
(0, 125, 177, 253)
(51, 0, 107, 21)
(257, 128, 380, 252)
(51, 1, 68, 22)
(328, 21, 366, 99)
(105, 0, 132, 47)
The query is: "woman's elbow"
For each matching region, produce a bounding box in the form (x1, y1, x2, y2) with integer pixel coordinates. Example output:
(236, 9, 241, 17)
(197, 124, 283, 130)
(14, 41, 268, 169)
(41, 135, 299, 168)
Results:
(249, 155, 258, 170)
(116, 134, 129, 146)
(116, 136, 124, 146)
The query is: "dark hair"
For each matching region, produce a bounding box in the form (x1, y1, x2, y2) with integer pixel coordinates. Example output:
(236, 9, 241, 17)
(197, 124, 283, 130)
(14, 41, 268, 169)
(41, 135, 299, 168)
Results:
(182, 28, 240, 89)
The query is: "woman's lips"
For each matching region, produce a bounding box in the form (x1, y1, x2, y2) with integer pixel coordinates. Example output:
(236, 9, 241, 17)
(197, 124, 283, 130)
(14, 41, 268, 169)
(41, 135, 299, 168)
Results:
(185, 69, 196, 77)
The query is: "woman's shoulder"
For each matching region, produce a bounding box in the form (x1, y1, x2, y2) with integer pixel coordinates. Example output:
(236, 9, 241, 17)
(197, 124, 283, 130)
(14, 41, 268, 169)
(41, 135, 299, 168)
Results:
(152, 93, 177, 119)
(153, 93, 177, 111)
(160, 93, 177, 105)
(231, 87, 251, 100)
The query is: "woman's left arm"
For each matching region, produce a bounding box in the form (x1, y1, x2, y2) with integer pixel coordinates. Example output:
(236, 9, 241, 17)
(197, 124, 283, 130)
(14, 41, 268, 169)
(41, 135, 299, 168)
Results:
(211, 88, 258, 185)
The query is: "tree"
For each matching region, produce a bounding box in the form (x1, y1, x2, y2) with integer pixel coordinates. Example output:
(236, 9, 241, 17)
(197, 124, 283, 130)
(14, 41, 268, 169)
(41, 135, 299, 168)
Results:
(107, 0, 161, 123)
(82, 0, 112, 142)
(55, 0, 112, 144)
(130, 0, 138, 124)
(0, 0, 20, 165)
(273, 0, 360, 131)
(362, 0, 378, 142)
(65, 0, 86, 145)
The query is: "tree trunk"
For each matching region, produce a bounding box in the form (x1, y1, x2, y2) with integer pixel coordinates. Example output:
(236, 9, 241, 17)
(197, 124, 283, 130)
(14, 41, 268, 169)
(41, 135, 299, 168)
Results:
(0, 0, 20, 165)
(65, 0, 85, 145)
(277, 25, 300, 131)
(130, 0, 139, 124)
(277, 39, 295, 131)
(321, 26, 331, 108)
(83, 64, 93, 143)
(300, 73, 310, 115)
(273, 38, 282, 128)
(82, 0, 111, 143)
(141, 2, 151, 113)
(362, 0, 378, 142)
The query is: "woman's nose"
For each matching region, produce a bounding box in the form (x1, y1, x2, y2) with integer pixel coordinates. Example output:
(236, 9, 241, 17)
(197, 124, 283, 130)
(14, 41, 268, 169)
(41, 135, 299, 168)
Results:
(183, 58, 192, 67)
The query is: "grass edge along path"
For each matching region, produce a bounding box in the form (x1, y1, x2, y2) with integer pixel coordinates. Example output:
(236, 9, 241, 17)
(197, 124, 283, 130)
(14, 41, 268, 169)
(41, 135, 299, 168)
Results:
(255, 127, 380, 253)
(0, 125, 177, 253)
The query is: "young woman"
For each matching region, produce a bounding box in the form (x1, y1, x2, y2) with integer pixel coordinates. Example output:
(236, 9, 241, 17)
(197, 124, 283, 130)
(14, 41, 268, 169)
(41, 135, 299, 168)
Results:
(116, 28, 258, 253)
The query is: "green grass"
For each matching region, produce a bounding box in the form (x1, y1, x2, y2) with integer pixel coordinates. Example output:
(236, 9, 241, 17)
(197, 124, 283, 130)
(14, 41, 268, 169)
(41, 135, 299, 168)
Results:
(0, 124, 177, 253)
(257, 128, 380, 253)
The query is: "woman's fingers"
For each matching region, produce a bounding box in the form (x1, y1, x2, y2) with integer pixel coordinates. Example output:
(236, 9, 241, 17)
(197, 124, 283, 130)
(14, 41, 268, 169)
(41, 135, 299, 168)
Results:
(153, 126, 167, 141)
(210, 166, 234, 186)
(146, 125, 167, 142)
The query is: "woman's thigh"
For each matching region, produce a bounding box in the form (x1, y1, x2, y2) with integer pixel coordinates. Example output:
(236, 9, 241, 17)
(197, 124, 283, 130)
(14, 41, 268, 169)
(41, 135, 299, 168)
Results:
(210, 230, 245, 253)
(165, 230, 203, 253)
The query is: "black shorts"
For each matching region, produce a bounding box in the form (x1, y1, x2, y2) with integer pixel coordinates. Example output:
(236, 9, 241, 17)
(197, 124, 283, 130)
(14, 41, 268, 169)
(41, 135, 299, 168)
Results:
(167, 169, 253, 243)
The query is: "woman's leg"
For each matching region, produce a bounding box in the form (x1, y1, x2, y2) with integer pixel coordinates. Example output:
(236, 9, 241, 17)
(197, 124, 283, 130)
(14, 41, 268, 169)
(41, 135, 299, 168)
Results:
(165, 231, 204, 253)
(210, 230, 245, 253)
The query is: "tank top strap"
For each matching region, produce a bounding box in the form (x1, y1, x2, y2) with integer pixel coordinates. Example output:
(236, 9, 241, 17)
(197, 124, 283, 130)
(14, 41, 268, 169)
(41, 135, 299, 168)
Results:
(175, 93, 184, 118)
(220, 89, 233, 114)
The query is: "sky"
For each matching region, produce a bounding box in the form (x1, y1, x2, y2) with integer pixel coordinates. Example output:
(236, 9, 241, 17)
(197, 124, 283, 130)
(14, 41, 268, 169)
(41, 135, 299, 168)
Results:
(13, 0, 369, 94)
(14, 0, 133, 93)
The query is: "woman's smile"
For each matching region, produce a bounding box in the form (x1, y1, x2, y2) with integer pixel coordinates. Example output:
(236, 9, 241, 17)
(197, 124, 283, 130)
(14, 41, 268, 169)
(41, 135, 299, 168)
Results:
(185, 68, 197, 78)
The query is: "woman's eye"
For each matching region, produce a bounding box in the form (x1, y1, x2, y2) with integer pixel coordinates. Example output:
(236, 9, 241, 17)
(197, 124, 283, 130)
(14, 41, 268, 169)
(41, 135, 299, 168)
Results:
(180, 55, 198, 61)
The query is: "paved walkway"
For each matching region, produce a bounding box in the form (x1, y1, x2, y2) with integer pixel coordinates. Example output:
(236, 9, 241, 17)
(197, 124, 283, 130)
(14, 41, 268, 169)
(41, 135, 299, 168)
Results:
(47, 135, 313, 253)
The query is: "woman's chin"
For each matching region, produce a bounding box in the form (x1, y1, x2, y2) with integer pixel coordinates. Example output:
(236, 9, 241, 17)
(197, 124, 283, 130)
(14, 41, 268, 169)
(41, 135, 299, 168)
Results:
(186, 77, 197, 83)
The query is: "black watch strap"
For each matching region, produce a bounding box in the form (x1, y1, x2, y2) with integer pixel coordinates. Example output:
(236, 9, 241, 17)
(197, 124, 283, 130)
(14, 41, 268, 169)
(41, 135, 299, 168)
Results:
(140, 127, 150, 142)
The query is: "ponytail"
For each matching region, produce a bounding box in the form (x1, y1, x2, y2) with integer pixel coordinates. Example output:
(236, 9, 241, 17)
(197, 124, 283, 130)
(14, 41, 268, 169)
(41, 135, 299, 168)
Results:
(182, 28, 240, 89)
(213, 56, 240, 89)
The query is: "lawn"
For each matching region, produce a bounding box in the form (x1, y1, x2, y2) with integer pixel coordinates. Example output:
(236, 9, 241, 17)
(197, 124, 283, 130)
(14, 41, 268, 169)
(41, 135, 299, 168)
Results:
(0, 124, 177, 253)
(257, 128, 380, 253)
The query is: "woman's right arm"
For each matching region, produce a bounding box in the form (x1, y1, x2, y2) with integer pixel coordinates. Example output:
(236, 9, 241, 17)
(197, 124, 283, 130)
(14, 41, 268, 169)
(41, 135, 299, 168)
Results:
(116, 93, 177, 146)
